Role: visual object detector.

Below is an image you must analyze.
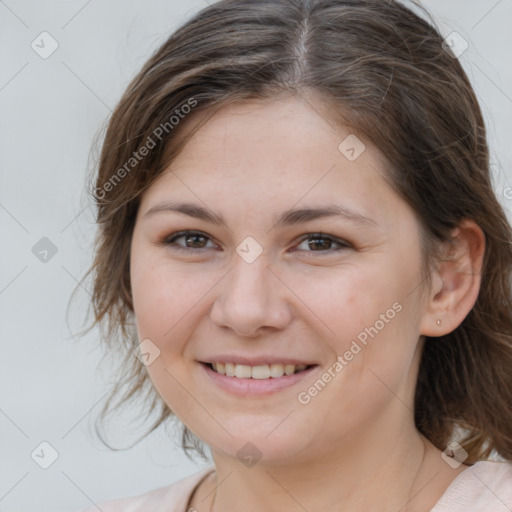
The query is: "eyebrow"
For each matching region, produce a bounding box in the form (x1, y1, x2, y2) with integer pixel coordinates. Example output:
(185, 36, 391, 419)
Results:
(143, 201, 377, 227)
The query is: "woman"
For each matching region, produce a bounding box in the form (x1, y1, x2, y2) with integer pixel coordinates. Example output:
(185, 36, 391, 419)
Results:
(79, 0, 512, 510)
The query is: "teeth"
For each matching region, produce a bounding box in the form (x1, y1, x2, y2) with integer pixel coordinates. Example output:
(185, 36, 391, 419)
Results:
(284, 364, 295, 375)
(225, 363, 236, 377)
(252, 365, 270, 379)
(211, 363, 309, 378)
(270, 363, 285, 377)
(235, 364, 252, 378)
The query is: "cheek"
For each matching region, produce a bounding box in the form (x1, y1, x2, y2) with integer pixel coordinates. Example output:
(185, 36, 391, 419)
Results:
(130, 248, 219, 354)
(289, 256, 418, 382)
(329, 286, 421, 412)
(131, 260, 176, 340)
(282, 262, 394, 348)
(129, 251, 213, 417)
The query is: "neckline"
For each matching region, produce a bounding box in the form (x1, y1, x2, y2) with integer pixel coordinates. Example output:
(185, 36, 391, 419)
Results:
(185, 467, 216, 510)
(429, 460, 489, 510)
(185, 461, 488, 511)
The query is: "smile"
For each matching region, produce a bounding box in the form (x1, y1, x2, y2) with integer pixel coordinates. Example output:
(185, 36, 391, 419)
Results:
(200, 361, 318, 396)
(209, 362, 311, 379)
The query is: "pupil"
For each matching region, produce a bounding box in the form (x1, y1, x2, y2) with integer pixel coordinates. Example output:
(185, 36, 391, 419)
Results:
(187, 234, 205, 248)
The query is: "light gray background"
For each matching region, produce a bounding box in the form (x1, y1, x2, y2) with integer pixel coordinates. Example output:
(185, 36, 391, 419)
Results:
(1, 1, 511, 511)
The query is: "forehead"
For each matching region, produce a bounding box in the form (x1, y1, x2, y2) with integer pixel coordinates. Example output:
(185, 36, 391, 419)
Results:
(139, 96, 400, 224)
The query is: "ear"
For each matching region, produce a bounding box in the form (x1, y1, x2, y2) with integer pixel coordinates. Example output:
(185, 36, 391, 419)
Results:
(420, 219, 485, 337)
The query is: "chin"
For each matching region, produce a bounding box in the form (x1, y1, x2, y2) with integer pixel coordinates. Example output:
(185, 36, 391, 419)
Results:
(205, 424, 315, 467)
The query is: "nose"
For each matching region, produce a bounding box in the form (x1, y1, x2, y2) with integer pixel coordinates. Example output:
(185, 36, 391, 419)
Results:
(210, 255, 293, 337)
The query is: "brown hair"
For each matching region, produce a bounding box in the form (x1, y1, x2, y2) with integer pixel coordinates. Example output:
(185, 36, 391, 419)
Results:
(74, 0, 512, 463)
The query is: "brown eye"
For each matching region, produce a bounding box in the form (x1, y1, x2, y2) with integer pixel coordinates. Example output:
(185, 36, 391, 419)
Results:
(162, 231, 216, 250)
(293, 233, 351, 254)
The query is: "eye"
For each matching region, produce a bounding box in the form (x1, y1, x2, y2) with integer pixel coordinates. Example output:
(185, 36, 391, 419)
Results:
(158, 230, 351, 255)
(161, 230, 218, 251)
(291, 233, 351, 254)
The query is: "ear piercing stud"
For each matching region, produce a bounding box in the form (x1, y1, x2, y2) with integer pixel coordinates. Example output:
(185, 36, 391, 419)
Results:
(436, 319, 442, 326)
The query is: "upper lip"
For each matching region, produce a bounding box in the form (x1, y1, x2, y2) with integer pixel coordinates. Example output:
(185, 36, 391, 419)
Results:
(200, 356, 316, 366)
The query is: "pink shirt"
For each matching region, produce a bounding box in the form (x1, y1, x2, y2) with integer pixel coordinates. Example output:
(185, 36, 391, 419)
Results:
(79, 461, 512, 511)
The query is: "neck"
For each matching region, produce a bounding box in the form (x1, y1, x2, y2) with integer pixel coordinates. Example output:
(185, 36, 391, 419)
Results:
(204, 421, 443, 512)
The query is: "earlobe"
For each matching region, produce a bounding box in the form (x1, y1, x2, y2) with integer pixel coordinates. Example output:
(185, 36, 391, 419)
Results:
(419, 220, 485, 337)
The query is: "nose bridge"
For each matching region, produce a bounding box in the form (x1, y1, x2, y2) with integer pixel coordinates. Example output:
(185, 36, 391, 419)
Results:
(226, 254, 273, 312)
(210, 252, 290, 335)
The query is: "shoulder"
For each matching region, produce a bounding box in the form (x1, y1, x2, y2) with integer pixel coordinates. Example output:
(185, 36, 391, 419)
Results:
(432, 460, 512, 511)
(76, 466, 215, 512)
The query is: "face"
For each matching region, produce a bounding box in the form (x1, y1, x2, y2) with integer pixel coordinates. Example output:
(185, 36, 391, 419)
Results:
(130, 95, 430, 464)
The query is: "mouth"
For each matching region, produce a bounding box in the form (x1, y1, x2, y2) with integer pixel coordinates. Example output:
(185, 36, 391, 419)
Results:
(199, 361, 318, 396)
(205, 362, 314, 379)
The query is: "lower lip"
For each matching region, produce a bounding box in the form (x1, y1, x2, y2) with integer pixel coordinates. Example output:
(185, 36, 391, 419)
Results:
(199, 363, 318, 396)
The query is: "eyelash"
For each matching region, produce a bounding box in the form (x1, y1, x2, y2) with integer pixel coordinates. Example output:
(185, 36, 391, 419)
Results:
(160, 230, 352, 255)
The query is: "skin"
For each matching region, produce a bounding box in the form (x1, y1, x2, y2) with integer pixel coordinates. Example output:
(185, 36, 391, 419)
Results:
(129, 94, 485, 512)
